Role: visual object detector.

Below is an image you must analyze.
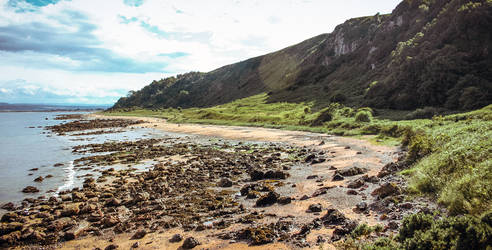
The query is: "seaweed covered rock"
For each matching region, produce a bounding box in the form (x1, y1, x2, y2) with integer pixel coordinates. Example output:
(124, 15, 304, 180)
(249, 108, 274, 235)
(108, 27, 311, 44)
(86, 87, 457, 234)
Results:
(256, 191, 279, 207)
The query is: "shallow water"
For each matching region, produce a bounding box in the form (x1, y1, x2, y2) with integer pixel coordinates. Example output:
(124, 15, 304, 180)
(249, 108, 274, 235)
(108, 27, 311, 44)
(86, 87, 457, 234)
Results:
(0, 112, 175, 210)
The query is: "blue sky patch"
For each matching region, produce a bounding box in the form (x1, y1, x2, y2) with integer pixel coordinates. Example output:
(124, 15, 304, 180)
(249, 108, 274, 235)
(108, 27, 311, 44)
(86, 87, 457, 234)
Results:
(158, 52, 189, 58)
(123, 0, 144, 7)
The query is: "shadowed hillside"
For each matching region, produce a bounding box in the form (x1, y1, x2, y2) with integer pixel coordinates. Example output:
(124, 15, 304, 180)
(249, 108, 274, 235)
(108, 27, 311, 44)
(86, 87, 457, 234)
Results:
(113, 0, 492, 111)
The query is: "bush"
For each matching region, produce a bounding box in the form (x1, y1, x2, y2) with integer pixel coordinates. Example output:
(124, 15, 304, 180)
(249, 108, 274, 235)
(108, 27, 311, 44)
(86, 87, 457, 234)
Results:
(310, 108, 333, 126)
(405, 106, 440, 120)
(355, 110, 372, 122)
(330, 92, 347, 102)
(397, 212, 492, 250)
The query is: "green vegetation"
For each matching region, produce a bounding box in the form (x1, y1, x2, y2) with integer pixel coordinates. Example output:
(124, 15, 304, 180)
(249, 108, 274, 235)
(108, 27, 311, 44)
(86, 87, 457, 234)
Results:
(106, 94, 492, 216)
(338, 212, 492, 249)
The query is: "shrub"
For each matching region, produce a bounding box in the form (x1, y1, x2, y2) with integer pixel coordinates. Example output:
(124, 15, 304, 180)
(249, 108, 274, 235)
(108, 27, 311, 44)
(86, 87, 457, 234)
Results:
(355, 110, 372, 122)
(338, 107, 355, 117)
(330, 92, 347, 102)
(310, 108, 333, 126)
(405, 106, 440, 120)
(397, 212, 492, 250)
(351, 223, 373, 238)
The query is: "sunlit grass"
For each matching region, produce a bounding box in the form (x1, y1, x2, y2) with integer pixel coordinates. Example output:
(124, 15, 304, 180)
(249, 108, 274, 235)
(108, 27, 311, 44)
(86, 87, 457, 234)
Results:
(105, 95, 492, 215)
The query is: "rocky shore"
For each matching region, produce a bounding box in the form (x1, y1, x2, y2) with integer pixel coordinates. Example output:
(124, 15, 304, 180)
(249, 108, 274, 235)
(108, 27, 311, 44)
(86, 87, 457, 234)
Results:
(0, 115, 438, 249)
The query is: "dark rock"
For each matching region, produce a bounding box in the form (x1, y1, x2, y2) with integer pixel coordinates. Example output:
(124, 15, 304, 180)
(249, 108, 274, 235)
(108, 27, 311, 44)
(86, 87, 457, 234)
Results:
(304, 154, 316, 162)
(72, 192, 87, 202)
(102, 216, 119, 228)
(347, 179, 364, 189)
(321, 209, 347, 226)
(306, 175, 318, 180)
(218, 178, 233, 187)
(250, 170, 265, 181)
(169, 233, 183, 243)
(182, 237, 200, 249)
(331, 174, 344, 181)
(264, 170, 289, 179)
(312, 186, 333, 197)
(1, 202, 15, 211)
(0, 222, 23, 234)
(1, 212, 19, 223)
(34, 176, 44, 182)
(104, 244, 118, 250)
(299, 195, 310, 200)
(131, 242, 139, 248)
(256, 191, 279, 207)
(60, 194, 72, 201)
(329, 166, 337, 170)
(306, 203, 322, 213)
(346, 190, 358, 195)
(356, 202, 368, 211)
(131, 229, 147, 239)
(278, 197, 292, 205)
(61, 204, 80, 217)
(0, 231, 21, 245)
(22, 186, 39, 193)
(336, 166, 368, 177)
(371, 183, 401, 199)
(362, 174, 379, 183)
(105, 198, 121, 207)
(246, 191, 259, 199)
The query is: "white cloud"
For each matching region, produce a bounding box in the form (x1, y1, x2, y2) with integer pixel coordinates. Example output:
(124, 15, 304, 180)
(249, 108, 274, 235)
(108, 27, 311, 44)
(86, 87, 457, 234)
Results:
(0, 0, 401, 104)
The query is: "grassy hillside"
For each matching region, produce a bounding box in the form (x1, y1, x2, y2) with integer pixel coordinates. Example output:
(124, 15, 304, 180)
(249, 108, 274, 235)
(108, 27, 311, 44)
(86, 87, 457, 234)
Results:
(113, 0, 492, 111)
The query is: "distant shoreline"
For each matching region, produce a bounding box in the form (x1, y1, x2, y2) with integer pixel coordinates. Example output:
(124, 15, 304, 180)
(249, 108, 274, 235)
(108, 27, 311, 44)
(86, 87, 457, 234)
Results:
(0, 109, 104, 113)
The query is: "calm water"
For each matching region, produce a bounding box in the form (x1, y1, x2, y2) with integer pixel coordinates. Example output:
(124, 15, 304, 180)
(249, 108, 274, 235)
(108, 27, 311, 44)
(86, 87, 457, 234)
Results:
(0, 112, 172, 211)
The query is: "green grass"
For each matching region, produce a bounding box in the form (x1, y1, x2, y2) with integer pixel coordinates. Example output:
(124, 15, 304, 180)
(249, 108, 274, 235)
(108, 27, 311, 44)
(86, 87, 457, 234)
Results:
(105, 94, 492, 216)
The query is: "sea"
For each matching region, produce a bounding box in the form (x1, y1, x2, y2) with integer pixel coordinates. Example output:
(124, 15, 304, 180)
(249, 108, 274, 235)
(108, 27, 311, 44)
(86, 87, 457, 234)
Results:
(0, 111, 169, 214)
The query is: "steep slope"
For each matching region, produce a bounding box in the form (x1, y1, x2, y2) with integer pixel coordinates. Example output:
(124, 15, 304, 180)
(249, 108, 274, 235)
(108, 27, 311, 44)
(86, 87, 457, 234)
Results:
(113, 0, 492, 110)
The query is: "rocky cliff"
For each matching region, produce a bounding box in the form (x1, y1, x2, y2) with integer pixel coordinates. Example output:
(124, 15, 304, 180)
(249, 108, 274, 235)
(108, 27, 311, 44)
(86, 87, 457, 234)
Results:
(113, 0, 492, 110)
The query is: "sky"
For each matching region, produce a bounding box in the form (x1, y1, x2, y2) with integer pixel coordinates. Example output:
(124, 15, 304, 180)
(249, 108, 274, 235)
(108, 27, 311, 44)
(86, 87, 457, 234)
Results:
(0, 0, 401, 105)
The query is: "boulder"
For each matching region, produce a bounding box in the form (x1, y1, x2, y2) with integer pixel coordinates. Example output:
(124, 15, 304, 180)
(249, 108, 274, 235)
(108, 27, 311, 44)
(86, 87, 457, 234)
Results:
(336, 167, 368, 177)
(321, 209, 347, 226)
(22, 186, 39, 193)
(306, 203, 322, 213)
(347, 179, 364, 189)
(264, 170, 289, 180)
(131, 229, 147, 239)
(277, 197, 292, 205)
(61, 204, 80, 217)
(182, 237, 200, 249)
(1, 212, 19, 223)
(371, 183, 400, 199)
(255, 191, 279, 207)
(169, 233, 183, 242)
(250, 170, 265, 181)
(218, 178, 233, 188)
(331, 174, 344, 181)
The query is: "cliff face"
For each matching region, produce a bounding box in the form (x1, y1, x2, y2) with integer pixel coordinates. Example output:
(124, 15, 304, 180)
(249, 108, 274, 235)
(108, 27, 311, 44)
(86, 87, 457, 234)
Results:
(113, 0, 492, 110)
